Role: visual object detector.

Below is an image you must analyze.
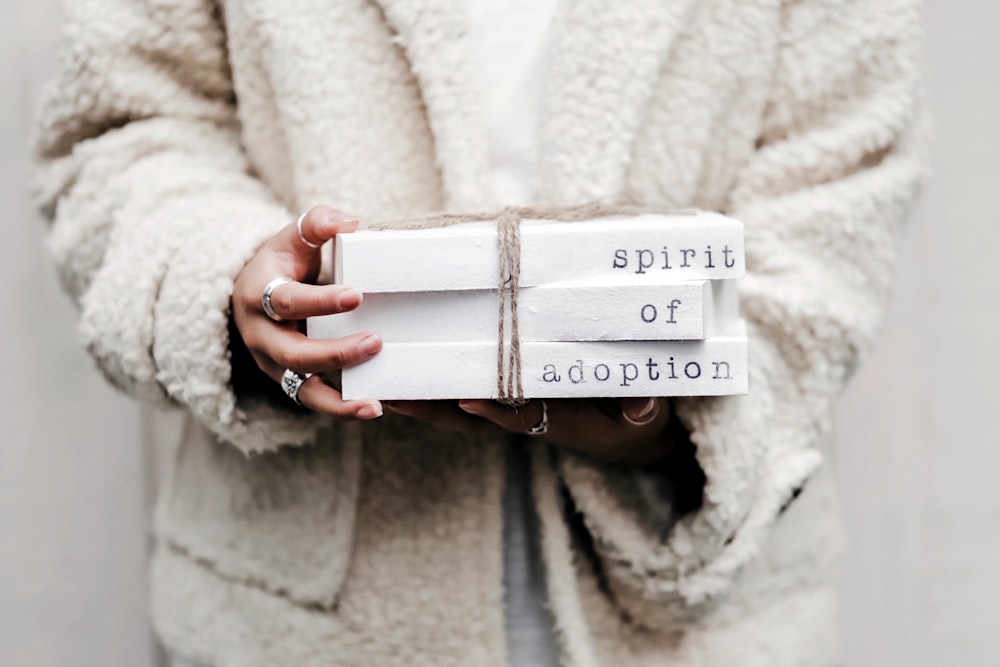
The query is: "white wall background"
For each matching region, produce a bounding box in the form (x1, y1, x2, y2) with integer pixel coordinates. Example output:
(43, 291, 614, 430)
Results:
(1, 2, 997, 665)
(0, 3, 156, 666)
(836, 3, 1000, 664)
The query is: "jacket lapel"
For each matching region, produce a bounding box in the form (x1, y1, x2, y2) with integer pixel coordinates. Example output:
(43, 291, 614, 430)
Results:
(371, 0, 697, 210)
(372, 0, 490, 211)
(539, 0, 698, 204)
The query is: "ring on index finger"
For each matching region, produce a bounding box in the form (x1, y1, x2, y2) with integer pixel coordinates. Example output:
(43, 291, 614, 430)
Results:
(262, 276, 295, 321)
(297, 212, 322, 249)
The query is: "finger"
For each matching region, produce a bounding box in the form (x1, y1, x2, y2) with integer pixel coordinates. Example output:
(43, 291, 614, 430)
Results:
(264, 280, 363, 321)
(543, 399, 673, 464)
(458, 399, 545, 434)
(550, 398, 670, 444)
(297, 376, 383, 420)
(252, 327, 382, 374)
(253, 355, 382, 420)
(278, 205, 359, 260)
(460, 399, 632, 453)
(386, 400, 505, 434)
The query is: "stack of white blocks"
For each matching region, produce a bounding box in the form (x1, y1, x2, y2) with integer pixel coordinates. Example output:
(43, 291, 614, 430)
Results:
(307, 212, 748, 400)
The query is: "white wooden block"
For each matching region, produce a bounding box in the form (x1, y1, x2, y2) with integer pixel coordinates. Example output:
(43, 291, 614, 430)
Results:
(327, 323, 748, 400)
(308, 279, 741, 343)
(336, 212, 744, 292)
(711, 278, 741, 335)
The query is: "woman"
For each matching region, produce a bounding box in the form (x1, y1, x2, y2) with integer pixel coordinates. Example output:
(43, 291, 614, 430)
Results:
(33, 0, 927, 665)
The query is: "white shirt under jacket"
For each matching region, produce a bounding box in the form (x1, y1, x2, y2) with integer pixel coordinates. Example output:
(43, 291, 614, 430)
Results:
(467, 1, 561, 665)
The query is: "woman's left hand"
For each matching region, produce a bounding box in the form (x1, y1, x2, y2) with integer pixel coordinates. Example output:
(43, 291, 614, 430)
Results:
(385, 397, 673, 465)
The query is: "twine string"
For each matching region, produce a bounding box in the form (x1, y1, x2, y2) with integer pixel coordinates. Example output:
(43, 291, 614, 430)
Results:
(496, 208, 526, 406)
(370, 206, 531, 405)
(367, 202, 671, 403)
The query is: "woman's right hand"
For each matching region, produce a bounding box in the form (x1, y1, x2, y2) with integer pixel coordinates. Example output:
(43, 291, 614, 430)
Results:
(231, 205, 383, 420)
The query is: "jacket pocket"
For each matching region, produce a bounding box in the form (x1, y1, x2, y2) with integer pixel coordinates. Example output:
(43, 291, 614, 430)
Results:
(154, 415, 361, 609)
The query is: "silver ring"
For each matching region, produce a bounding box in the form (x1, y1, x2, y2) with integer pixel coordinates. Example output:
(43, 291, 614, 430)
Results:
(297, 212, 322, 249)
(262, 277, 294, 321)
(281, 368, 313, 405)
(527, 400, 549, 436)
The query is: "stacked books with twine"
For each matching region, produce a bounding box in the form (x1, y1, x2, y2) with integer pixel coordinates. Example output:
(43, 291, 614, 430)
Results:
(308, 209, 748, 401)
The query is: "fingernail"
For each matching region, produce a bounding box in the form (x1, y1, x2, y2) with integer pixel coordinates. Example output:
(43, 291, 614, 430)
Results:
(359, 334, 381, 356)
(624, 398, 658, 426)
(355, 402, 382, 419)
(331, 210, 359, 223)
(338, 288, 363, 309)
(458, 400, 480, 415)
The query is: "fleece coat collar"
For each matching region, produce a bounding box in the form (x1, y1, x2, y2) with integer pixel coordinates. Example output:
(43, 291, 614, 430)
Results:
(371, 0, 698, 208)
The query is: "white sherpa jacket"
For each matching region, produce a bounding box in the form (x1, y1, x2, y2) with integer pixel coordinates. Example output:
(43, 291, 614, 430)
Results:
(32, 0, 927, 665)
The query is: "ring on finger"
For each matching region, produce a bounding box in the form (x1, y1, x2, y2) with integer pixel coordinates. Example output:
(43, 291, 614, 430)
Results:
(527, 399, 549, 436)
(281, 368, 313, 406)
(262, 276, 295, 321)
(297, 212, 322, 249)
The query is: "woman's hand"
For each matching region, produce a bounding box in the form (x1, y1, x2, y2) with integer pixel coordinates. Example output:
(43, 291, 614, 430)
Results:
(386, 397, 674, 465)
(231, 205, 383, 419)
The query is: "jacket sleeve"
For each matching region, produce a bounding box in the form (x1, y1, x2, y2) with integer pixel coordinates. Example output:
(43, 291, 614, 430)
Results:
(557, 0, 929, 626)
(32, 0, 327, 453)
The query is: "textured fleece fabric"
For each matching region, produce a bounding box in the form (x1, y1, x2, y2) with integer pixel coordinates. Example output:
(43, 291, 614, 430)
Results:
(32, 0, 928, 665)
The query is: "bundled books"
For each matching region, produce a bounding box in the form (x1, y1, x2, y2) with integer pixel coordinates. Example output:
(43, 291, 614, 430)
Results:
(307, 211, 748, 400)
